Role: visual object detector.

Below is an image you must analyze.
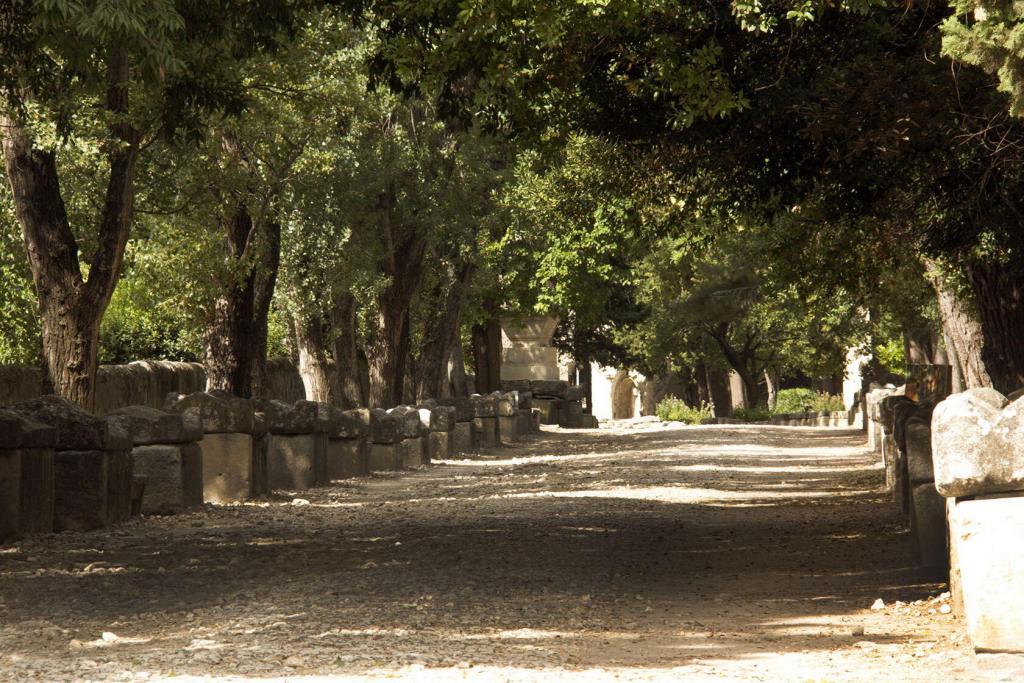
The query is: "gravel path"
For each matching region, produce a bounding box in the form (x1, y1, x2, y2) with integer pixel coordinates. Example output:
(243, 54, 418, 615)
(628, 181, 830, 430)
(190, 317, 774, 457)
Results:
(0, 423, 988, 681)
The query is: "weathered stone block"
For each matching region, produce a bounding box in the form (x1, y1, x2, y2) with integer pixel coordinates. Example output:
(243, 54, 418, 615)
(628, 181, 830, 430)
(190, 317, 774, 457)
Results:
(950, 493, 1024, 652)
(107, 405, 201, 445)
(580, 414, 600, 429)
(53, 450, 109, 531)
(529, 379, 569, 399)
(493, 392, 516, 417)
(264, 400, 320, 434)
(905, 417, 934, 485)
(533, 398, 562, 425)
(388, 406, 426, 439)
(251, 433, 269, 498)
(399, 438, 425, 468)
(164, 392, 255, 434)
(368, 443, 399, 471)
(562, 401, 585, 428)
(438, 396, 474, 422)
(267, 434, 319, 490)
(370, 409, 401, 444)
(911, 482, 947, 575)
(326, 407, 370, 439)
(474, 416, 499, 448)
(0, 447, 54, 541)
(132, 443, 203, 514)
(931, 389, 1024, 497)
(106, 450, 133, 525)
(452, 422, 475, 455)
(199, 433, 256, 504)
(470, 394, 497, 418)
(517, 391, 533, 410)
(565, 384, 588, 402)
(327, 438, 367, 479)
(499, 415, 518, 445)
(9, 395, 130, 450)
(427, 431, 452, 460)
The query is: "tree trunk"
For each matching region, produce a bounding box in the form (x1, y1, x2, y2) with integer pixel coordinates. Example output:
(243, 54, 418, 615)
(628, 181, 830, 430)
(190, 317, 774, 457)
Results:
(922, 258, 992, 390)
(204, 208, 280, 398)
(418, 261, 475, 401)
(331, 293, 363, 408)
(707, 366, 732, 417)
(449, 342, 469, 397)
(367, 301, 407, 409)
(294, 312, 338, 404)
(764, 367, 779, 409)
(966, 258, 1024, 394)
(0, 48, 139, 410)
(470, 323, 488, 394)
(579, 355, 593, 413)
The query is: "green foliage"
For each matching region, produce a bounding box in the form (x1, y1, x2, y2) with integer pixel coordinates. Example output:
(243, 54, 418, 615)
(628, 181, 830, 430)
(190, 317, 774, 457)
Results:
(732, 406, 771, 422)
(655, 397, 713, 424)
(0, 208, 40, 365)
(772, 388, 844, 414)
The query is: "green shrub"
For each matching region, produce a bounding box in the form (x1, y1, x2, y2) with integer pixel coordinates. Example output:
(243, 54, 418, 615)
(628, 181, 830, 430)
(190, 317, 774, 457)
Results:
(733, 406, 772, 422)
(773, 388, 817, 414)
(772, 388, 846, 415)
(655, 397, 714, 424)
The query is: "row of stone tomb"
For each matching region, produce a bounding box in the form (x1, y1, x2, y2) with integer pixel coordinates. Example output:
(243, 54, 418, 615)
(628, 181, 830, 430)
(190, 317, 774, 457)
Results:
(0, 388, 589, 542)
(865, 383, 1024, 654)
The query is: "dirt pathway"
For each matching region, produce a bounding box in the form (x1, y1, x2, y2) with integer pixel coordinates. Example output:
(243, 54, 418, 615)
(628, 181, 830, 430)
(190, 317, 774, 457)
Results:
(0, 423, 988, 681)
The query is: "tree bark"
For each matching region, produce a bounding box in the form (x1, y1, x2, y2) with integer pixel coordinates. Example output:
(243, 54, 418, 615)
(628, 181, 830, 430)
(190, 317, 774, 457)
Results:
(331, 293, 363, 408)
(204, 207, 281, 398)
(470, 322, 489, 394)
(0, 47, 139, 410)
(449, 342, 469, 397)
(966, 258, 1024, 394)
(294, 311, 338, 404)
(922, 258, 992, 390)
(418, 261, 475, 401)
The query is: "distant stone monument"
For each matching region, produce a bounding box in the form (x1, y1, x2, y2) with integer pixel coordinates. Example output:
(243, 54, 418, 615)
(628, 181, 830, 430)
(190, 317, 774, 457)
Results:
(500, 316, 561, 381)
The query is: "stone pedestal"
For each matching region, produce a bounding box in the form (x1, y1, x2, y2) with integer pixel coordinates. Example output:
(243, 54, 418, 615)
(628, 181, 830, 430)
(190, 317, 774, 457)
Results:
(399, 438, 425, 468)
(369, 443, 399, 471)
(949, 494, 1024, 652)
(452, 422, 475, 456)
(199, 433, 256, 504)
(911, 483, 947, 574)
(0, 410, 56, 541)
(327, 438, 367, 479)
(267, 434, 319, 490)
(499, 415, 518, 445)
(474, 416, 499, 448)
(132, 444, 203, 514)
(533, 398, 563, 425)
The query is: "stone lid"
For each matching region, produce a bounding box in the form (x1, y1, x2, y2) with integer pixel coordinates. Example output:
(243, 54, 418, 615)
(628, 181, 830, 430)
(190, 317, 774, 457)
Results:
(437, 397, 473, 422)
(264, 400, 320, 435)
(0, 408, 57, 449)
(491, 392, 516, 417)
(324, 406, 369, 439)
(370, 408, 401, 444)
(470, 394, 497, 418)
(9, 395, 131, 450)
(565, 384, 588, 402)
(529, 380, 568, 399)
(388, 406, 426, 438)
(164, 392, 255, 435)
(517, 391, 533, 409)
(418, 404, 455, 432)
(500, 379, 531, 394)
(107, 405, 201, 446)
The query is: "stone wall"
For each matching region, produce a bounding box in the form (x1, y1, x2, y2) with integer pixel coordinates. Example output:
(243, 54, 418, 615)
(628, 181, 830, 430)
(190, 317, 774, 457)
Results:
(0, 359, 305, 414)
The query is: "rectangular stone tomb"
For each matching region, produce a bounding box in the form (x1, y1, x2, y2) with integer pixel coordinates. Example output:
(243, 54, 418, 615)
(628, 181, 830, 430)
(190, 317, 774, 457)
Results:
(950, 494, 1024, 652)
(132, 444, 203, 515)
(0, 448, 54, 541)
(199, 433, 258, 504)
(911, 483, 947, 575)
(474, 416, 499, 448)
(368, 443, 399, 472)
(452, 422, 476, 456)
(53, 450, 132, 531)
(326, 439, 367, 480)
(498, 413, 517, 444)
(427, 431, 452, 461)
(267, 434, 321, 491)
(399, 438, 425, 468)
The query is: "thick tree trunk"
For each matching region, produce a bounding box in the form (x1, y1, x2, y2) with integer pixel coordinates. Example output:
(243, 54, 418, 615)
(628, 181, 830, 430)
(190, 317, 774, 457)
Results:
(0, 48, 139, 410)
(449, 342, 469, 397)
(204, 208, 280, 398)
(294, 312, 338, 404)
(367, 302, 406, 409)
(764, 367, 779, 409)
(966, 259, 1024, 394)
(707, 366, 732, 417)
(579, 355, 593, 413)
(395, 311, 412, 405)
(331, 293, 363, 409)
(922, 258, 992, 390)
(706, 325, 768, 408)
(418, 262, 474, 401)
(470, 322, 489, 394)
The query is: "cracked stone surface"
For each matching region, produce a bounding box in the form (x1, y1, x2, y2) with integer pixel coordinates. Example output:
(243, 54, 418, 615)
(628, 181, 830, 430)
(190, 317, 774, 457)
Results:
(0, 423, 996, 681)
